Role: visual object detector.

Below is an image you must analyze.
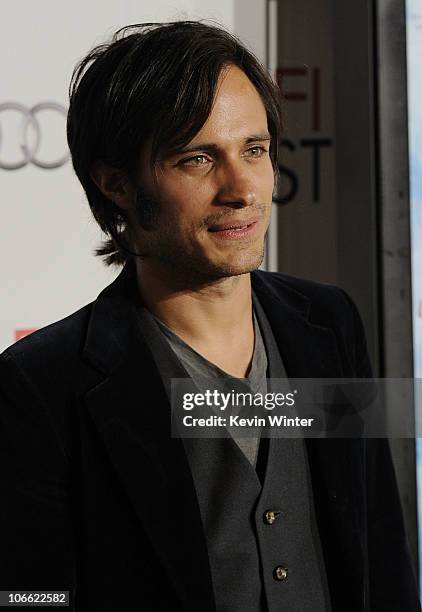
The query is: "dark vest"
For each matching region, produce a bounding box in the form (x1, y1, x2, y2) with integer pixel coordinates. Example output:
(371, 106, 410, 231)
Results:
(136, 294, 331, 611)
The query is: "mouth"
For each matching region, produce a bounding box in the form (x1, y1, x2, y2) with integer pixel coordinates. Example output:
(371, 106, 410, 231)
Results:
(207, 219, 260, 240)
(208, 219, 259, 232)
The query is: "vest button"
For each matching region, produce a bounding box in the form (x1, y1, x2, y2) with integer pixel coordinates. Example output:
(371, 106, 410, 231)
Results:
(273, 566, 288, 581)
(264, 510, 279, 524)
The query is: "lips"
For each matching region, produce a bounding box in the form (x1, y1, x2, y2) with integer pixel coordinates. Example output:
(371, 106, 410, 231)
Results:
(208, 219, 258, 232)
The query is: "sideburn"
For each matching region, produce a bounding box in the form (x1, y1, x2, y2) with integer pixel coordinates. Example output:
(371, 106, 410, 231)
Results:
(134, 184, 161, 230)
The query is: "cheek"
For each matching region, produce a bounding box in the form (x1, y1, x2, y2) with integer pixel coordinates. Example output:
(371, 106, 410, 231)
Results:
(161, 181, 211, 222)
(158, 198, 203, 243)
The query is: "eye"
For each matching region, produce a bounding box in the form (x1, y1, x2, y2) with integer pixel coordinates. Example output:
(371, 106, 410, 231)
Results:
(180, 154, 210, 167)
(245, 145, 268, 158)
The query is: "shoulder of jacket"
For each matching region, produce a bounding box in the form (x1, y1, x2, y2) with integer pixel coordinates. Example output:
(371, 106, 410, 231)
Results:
(0, 302, 97, 410)
(1, 302, 93, 369)
(0, 303, 97, 464)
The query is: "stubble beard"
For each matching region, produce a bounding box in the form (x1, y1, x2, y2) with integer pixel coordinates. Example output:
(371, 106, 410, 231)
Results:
(132, 184, 269, 285)
(148, 228, 267, 287)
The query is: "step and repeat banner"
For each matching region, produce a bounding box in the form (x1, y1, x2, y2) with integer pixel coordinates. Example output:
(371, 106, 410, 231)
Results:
(0, 0, 249, 351)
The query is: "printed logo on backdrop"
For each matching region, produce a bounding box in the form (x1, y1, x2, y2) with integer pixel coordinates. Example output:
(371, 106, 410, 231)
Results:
(0, 102, 69, 170)
(14, 328, 38, 341)
(274, 67, 334, 205)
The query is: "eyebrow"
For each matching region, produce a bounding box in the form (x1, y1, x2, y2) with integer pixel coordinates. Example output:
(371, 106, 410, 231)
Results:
(167, 133, 272, 157)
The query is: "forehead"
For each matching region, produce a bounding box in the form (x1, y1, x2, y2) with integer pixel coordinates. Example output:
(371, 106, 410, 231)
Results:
(190, 65, 268, 142)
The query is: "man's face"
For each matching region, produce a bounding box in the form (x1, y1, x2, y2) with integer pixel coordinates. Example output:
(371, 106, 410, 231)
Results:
(130, 65, 275, 282)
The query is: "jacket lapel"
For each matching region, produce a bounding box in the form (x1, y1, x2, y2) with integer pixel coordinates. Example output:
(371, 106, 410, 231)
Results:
(251, 271, 344, 379)
(82, 262, 215, 611)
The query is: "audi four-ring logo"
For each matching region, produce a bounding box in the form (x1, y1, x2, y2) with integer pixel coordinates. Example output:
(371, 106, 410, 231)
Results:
(0, 102, 69, 170)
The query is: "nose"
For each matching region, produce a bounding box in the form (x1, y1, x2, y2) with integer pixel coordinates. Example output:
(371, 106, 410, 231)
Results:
(214, 159, 258, 208)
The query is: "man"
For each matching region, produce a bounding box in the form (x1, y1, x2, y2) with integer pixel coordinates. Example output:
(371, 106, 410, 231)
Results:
(0, 21, 419, 611)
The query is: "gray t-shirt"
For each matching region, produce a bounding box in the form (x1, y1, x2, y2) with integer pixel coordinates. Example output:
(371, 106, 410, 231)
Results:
(154, 308, 268, 467)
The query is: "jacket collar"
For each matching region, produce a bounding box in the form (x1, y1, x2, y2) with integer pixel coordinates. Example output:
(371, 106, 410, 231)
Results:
(83, 260, 142, 376)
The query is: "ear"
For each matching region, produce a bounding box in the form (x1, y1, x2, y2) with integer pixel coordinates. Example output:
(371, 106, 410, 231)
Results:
(90, 160, 135, 210)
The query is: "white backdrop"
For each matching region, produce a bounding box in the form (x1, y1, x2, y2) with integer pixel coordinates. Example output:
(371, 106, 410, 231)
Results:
(0, 0, 266, 350)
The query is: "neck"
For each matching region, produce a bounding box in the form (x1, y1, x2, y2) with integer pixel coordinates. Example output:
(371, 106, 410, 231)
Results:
(136, 260, 252, 345)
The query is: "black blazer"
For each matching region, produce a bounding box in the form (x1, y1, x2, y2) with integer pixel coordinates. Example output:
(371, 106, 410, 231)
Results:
(0, 261, 419, 611)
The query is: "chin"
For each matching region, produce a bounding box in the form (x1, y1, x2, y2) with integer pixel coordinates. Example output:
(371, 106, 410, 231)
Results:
(207, 248, 265, 278)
